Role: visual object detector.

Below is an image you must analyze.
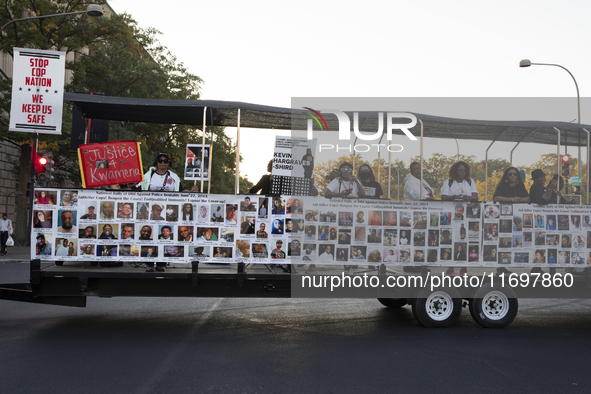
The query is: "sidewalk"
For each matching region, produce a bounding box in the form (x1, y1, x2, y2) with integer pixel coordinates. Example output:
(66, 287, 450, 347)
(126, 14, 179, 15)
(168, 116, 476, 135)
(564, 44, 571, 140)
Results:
(0, 246, 31, 264)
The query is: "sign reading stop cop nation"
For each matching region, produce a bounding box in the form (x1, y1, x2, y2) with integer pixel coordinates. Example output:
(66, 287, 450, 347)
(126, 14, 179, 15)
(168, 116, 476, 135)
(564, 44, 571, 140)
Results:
(9, 47, 66, 135)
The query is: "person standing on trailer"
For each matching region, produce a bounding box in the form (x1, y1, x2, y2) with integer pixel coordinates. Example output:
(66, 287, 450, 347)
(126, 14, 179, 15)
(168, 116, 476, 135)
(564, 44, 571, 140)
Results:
(325, 162, 366, 198)
(529, 170, 570, 205)
(404, 161, 435, 201)
(357, 164, 383, 199)
(440, 161, 478, 202)
(441, 161, 478, 276)
(493, 167, 530, 203)
(139, 153, 198, 192)
(249, 160, 274, 195)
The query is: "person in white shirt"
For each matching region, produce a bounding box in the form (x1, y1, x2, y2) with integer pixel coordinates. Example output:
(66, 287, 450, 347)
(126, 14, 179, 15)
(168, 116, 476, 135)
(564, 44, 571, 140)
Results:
(383, 249, 396, 263)
(440, 161, 479, 202)
(404, 161, 435, 201)
(318, 245, 334, 261)
(441, 162, 477, 276)
(55, 239, 70, 256)
(57, 211, 77, 233)
(139, 153, 199, 192)
(212, 206, 223, 222)
(325, 162, 366, 198)
(1, 213, 14, 254)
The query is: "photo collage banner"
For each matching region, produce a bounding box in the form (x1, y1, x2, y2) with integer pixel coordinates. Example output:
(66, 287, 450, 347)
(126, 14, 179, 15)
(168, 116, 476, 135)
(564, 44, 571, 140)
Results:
(31, 189, 591, 268)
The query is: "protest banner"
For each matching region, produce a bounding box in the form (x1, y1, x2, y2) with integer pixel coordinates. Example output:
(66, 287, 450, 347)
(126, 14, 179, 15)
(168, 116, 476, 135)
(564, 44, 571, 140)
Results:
(271, 136, 317, 195)
(78, 141, 143, 188)
(184, 144, 210, 180)
(9, 48, 66, 135)
(33, 188, 591, 270)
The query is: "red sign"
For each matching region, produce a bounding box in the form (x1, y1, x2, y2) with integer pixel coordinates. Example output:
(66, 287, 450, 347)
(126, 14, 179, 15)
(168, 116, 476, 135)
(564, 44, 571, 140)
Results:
(78, 140, 143, 188)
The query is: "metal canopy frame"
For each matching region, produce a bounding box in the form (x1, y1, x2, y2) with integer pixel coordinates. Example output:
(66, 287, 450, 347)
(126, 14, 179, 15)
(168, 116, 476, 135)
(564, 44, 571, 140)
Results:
(65, 93, 591, 199)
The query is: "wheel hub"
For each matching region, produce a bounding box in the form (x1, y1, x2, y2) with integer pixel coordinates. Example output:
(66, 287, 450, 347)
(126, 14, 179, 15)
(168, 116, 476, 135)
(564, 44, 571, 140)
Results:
(482, 291, 509, 320)
(426, 291, 453, 321)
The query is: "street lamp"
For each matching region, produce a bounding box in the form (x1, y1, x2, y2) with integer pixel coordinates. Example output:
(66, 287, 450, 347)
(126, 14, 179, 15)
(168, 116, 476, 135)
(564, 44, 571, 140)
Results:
(519, 59, 580, 125)
(0, 4, 103, 35)
(520, 59, 584, 201)
(0, 191, 24, 216)
(0, 4, 103, 240)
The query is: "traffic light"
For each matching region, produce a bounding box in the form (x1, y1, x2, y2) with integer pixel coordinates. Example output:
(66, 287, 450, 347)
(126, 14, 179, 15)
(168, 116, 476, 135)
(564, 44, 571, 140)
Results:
(37, 157, 55, 183)
(561, 154, 571, 176)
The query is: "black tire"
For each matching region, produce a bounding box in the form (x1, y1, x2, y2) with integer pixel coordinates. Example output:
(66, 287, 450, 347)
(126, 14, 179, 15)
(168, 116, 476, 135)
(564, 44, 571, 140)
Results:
(377, 298, 407, 308)
(412, 287, 462, 328)
(55, 261, 63, 266)
(469, 285, 518, 328)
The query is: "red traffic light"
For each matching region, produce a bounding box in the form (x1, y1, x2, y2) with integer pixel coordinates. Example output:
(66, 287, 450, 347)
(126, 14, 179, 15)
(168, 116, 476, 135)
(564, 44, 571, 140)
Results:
(39, 157, 48, 166)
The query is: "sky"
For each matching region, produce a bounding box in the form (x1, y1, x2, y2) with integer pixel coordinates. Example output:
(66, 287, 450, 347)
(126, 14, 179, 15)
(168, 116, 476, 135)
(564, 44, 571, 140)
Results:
(111, 0, 591, 186)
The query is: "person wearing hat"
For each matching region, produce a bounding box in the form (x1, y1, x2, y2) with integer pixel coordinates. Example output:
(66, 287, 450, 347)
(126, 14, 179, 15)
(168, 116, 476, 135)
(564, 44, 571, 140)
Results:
(36, 234, 51, 256)
(139, 152, 198, 192)
(270, 240, 286, 259)
(80, 206, 96, 220)
(529, 169, 570, 205)
(193, 246, 209, 258)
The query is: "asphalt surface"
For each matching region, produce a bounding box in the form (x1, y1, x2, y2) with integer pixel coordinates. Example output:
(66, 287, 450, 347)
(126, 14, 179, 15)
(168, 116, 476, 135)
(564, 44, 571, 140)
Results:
(2, 262, 591, 393)
(0, 246, 30, 264)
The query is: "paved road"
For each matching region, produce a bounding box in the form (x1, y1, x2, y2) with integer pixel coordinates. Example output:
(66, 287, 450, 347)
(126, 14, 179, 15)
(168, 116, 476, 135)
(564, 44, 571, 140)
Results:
(2, 262, 591, 393)
(0, 246, 30, 263)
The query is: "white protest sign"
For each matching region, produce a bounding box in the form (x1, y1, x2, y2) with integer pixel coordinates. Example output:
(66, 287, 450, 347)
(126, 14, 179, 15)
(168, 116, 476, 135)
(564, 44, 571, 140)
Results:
(9, 47, 66, 135)
(272, 136, 317, 177)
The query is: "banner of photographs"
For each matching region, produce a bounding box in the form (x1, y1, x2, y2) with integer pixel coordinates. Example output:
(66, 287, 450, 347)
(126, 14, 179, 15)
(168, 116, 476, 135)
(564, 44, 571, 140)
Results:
(287, 199, 479, 267)
(482, 203, 591, 267)
(31, 189, 591, 267)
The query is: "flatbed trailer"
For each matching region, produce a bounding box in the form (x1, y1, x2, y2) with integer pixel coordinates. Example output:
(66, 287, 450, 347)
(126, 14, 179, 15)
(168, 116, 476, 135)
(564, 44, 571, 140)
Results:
(3, 95, 591, 329)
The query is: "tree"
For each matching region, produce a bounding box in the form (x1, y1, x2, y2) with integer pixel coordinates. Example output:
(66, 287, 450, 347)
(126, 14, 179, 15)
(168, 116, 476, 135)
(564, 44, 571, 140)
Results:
(1, 0, 124, 244)
(1, 2, 251, 244)
(66, 13, 252, 192)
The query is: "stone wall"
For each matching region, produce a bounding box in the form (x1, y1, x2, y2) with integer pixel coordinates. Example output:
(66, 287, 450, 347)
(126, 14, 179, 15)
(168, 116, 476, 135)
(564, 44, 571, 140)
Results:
(0, 139, 23, 221)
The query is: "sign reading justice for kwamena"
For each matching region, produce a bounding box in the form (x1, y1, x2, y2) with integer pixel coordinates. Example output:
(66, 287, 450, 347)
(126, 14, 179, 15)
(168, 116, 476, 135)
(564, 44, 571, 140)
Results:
(78, 141, 144, 188)
(9, 47, 66, 135)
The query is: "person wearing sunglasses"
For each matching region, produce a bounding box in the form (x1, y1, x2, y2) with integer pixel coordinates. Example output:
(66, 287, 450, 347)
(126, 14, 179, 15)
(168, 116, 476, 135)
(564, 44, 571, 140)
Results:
(139, 153, 198, 192)
(493, 167, 530, 203)
(325, 162, 366, 198)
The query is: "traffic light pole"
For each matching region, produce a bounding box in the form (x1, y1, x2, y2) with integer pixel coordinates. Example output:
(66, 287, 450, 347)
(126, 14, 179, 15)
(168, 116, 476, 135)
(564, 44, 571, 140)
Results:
(27, 133, 38, 238)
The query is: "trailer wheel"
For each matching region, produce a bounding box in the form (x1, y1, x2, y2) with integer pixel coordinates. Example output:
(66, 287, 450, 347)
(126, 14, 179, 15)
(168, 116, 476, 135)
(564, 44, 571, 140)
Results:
(412, 288, 462, 328)
(377, 298, 407, 308)
(469, 285, 518, 328)
(55, 261, 63, 266)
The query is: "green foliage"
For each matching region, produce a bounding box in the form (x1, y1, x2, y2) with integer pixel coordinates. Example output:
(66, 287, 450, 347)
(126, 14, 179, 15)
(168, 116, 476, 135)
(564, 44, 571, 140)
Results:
(312, 152, 528, 201)
(1, 2, 250, 191)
